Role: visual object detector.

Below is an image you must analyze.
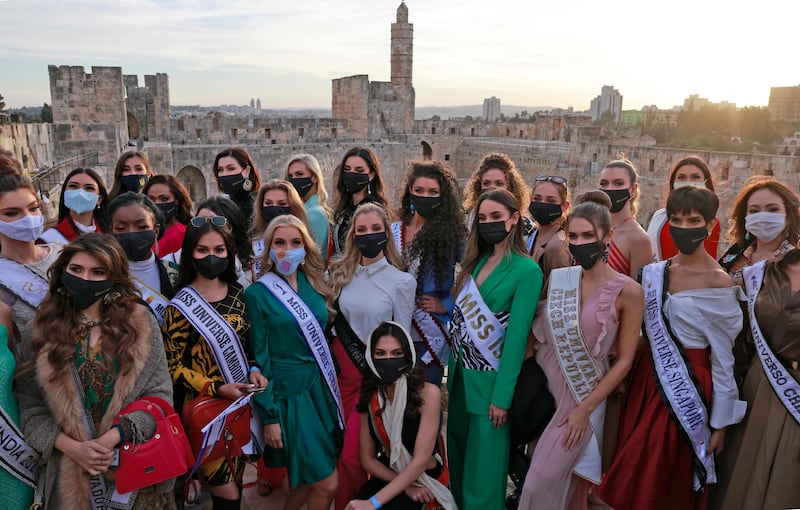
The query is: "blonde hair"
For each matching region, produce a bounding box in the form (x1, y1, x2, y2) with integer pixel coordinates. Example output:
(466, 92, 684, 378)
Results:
(328, 203, 404, 296)
(285, 154, 332, 217)
(251, 179, 309, 238)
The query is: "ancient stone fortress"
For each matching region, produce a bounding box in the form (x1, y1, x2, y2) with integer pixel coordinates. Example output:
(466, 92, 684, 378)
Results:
(2, 1, 799, 233)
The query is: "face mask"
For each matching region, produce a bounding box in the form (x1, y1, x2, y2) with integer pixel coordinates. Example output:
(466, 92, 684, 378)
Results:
(194, 255, 228, 280)
(745, 211, 786, 243)
(219, 173, 245, 197)
(60, 271, 114, 310)
(478, 220, 510, 245)
(569, 242, 604, 270)
(601, 188, 631, 213)
(261, 205, 291, 225)
(669, 225, 708, 255)
(372, 357, 408, 385)
(410, 194, 441, 219)
(0, 214, 44, 242)
(113, 230, 155, 261)
(342, 172, 370, 195)
(121, 174, 147, 194)
(289, 177, 314, 198)
(673, 181, 707, 190)
(270, 247, 306, 276)
(529, 201, 562, 226)
(156, 202, 177, 224)
(354, 232, 388, 259)
(64, 189, 99, 214)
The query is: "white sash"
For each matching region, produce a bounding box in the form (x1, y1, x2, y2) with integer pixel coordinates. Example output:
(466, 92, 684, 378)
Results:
(743, 261, 800, 425)
(131, 276, 169, 327)
(526, 229, 537, 254)
(642, 261, 714, 490)
(0, 258, 48, 308)
(0, 406, 38, 488)
(256, 273, 345, 428)
(547, 266, 606, 484)
(251, 239, 265, 280)
(38, 227, 69, 246)
(450, 275, 506, 371)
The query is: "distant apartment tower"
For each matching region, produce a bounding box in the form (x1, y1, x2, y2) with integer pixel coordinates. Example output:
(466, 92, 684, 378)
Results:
(769, 85, 800, 122)
(590, 85, 623, 123)
(483, 96, 501, 122)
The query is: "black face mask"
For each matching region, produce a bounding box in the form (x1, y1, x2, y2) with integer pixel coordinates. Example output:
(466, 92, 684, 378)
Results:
(61, 271, 114, 310)
(342, 172, 371, 195)
(669, 225, 708, 255)
(261, 205, 291, 225)
(157, 202, 177, 224)
(219, 173, 245, 197)
(529, 201, 562, 226)
(569, 242, 605, 270)
(289, 177, 314, 198)
(194, 255, 229, 280)
(354, 232, 388, 259)
(410, 194, 441, 219)
(121, 174, 147, 194)
(373, 357, 408, 385)
(601, 188, 631, 213)
(114, 230, 155, 262)
(478, 220, 510, 245)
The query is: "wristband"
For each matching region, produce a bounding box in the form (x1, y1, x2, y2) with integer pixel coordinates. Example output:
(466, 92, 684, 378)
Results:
(249, 366, 261, 372)
(370, 495, 382, 509)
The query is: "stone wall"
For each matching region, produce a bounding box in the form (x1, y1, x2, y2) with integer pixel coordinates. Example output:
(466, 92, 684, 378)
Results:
(0, 123, 54, 172)
(169, 115, 353, 145)
(331, 75, 369, 139)
(125, 73, 171, 142)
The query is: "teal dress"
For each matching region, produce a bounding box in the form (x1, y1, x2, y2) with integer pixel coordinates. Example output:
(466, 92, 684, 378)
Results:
(305, 194, 330, 263)
(245, 271, 341, 486)
(0, 325, 34, 510)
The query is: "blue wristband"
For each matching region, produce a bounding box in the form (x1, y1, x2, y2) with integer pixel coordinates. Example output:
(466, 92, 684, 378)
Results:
(249, 366, 260, 372)
(370, 495, 382, 509)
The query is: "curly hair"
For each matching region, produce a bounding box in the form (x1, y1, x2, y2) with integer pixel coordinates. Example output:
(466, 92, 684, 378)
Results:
(23, 233, 145, 379)
(143, 174, 194, 225)
(398, 161, 467, 290)
(463, 153, 530, 214)
(332, 147, 389, 222)
(250, 179, 309, 240)
(728, 177, 800, 247)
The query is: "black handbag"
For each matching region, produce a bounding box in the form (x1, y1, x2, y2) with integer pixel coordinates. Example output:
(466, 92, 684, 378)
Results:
(508, 355, 555, 447)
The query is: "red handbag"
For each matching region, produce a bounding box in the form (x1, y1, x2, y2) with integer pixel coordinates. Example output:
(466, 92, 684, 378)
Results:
(181, 381, 251, 465)
(113, 396, 194, 494)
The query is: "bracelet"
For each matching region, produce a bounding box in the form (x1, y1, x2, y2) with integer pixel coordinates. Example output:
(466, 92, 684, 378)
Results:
(249, 366, 261, 372)
(370, 495, 382, 509)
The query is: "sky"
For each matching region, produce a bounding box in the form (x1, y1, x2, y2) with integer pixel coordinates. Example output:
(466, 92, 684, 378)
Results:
(1, 0, 797, 111)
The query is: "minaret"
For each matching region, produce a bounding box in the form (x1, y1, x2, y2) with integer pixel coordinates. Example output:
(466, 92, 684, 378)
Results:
(391, 2, 414, 133)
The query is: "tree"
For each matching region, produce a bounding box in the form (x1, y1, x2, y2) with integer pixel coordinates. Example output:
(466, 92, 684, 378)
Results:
(0, 93, 5, 112)
(41, 103, 53, 123)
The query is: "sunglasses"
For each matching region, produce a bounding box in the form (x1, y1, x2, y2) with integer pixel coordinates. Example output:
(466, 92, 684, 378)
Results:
(535, 174, 567, 186)
(189, 216, 228, 228)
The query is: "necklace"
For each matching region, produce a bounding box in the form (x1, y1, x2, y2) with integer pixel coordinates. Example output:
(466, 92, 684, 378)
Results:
(78, 314, 102, 338)
(612, 216, 633, 231)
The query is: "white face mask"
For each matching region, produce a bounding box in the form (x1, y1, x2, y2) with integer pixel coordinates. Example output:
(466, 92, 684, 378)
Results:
(673, 181, 707, 189)
(0, 214, 44, 242)
(745, 211, 786, 243)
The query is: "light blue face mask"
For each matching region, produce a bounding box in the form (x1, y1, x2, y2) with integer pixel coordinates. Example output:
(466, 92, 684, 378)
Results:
(672, 181, 707, 189)
(269, 247, 306, 276)
(63, 189, 99, 214)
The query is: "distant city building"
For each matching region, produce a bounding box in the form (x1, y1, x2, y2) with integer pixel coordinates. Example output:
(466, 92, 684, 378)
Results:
(482, 96, 501, 122)
(590, 85, 623, 123)
(256, 98, 262, 114)
(250, 98, 255, 109)
(683, 94, 736, 112)
(769, 85, 800, 122)
(620, 109, 645, 126)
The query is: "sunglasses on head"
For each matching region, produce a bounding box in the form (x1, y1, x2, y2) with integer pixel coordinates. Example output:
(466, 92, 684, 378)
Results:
(189, 216, 228, 228)
(535, 174, 567, 186)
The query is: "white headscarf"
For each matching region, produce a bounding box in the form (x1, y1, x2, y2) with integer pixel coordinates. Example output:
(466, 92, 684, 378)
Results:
(365, 320, 416, 380)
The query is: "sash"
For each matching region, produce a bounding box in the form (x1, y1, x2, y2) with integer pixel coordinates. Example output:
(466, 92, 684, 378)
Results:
(641, 261, 714, 490)
(333, 300, 367, 371)
(743, 261, 800, 425)
(526, 229, 537, 254)
(38, 227, 69, 246)
(0, 406, 38, 488)
(251, 239, 265, 280)
(646, 208, 668, 261)
(546, 266, 606, 484)
(0, 258, 48, 308)
(131, 276, 169, 327)
(449, 275, 508, 371)
(256, 273, 345, 428)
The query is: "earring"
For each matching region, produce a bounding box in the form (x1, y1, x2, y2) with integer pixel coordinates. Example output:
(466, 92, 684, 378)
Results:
(56, 286, 69, 296)
(410, 202, 415, 213)
(103, 291, 121, 305)
(602, 249, 610, 263)
(242, 178, 253, 192)
(745, 232, 751, 242)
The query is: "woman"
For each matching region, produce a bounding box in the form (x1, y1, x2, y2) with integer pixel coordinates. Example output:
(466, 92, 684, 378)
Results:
(329, 203, 416, 510)
(598, 159, 652, 279)
(447, 189, 542, 510)
(144, 174, 193, 257)
(213, 147, 262, 224)
(462, 153, 531, 231)
(109, 150, 154, 198)
(163, 215, 265, 510)
(528, 174, 572, 284)
(332, 147, 389, 257)
(520, 191, 643, 510)
(16, 233, 176, 509)
(719, 177, 799, 288)
(245, 215, 342, 510)
(285, 153, 332, 262)
(392, 161, 466, 384)
(712, 248, 800, 510)
(647, 156, 721, 261)
(597, 186, 746, 510)
(346, 321, 455, 510)
(39, 167, 111, 245)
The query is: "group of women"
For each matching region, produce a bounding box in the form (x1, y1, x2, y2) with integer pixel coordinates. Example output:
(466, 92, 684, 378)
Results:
(0, 144, 797, 510)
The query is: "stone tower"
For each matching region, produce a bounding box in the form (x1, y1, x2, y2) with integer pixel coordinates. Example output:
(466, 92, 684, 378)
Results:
(391, 1, 415, 133)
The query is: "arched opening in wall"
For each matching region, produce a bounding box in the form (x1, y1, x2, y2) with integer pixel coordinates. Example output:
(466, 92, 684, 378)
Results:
(127, 111, 140, 140)
(421, 141, 433, 161)
(176, 166, 208, 203)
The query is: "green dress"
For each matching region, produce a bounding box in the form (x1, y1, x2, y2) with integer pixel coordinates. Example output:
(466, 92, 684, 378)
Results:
(0, 325, 34, 510)
(245, 271, 341, 487)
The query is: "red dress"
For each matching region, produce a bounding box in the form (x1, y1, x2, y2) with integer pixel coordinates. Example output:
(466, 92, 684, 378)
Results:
(157, 223, 187, 257)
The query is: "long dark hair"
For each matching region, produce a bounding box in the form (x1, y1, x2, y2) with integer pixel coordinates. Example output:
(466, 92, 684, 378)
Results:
(175, 220, 239, 291)
(195, 196, 251, 264)
(57, 167, 111, 233)
(109, 151, 154, 199)
(143, 174, 193, 225)
(212, 147, 263, 194)
(332, 147, 388, 222)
